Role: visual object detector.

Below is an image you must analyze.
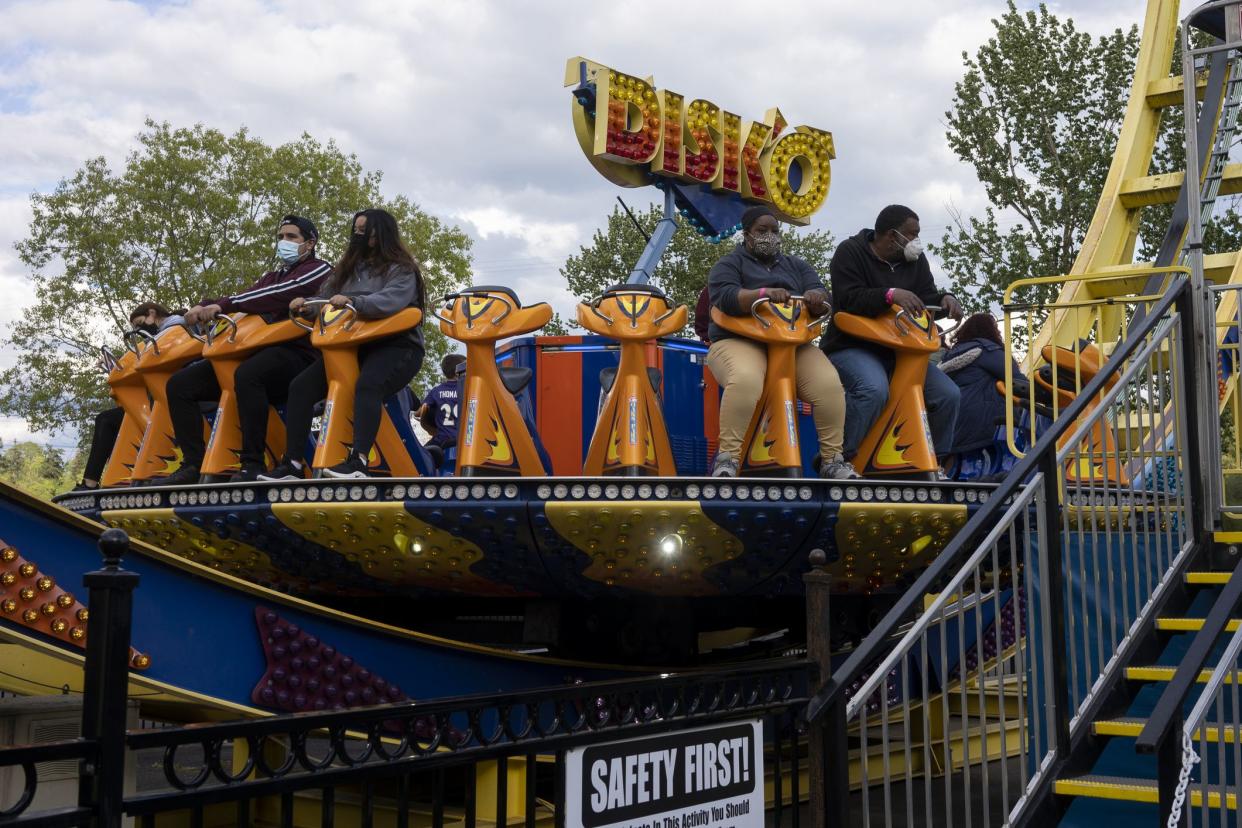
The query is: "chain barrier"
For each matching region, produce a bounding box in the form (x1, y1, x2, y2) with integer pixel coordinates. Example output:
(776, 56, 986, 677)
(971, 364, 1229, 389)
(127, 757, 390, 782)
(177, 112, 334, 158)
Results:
(1167, 730, 1200, 828)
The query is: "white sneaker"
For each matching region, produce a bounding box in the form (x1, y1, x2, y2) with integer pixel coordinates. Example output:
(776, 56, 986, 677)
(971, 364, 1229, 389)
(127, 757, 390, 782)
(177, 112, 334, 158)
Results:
(819, 454, 861, 480)
(711, 452, 739, 478)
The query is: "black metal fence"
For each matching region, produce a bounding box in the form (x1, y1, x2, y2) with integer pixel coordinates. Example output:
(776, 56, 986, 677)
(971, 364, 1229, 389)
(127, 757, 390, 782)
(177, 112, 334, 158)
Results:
(0, 529, 814, 827)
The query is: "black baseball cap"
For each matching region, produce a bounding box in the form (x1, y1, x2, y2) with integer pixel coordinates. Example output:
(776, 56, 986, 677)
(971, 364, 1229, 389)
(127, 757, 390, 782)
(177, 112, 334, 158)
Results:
(279, 214, 318, 241)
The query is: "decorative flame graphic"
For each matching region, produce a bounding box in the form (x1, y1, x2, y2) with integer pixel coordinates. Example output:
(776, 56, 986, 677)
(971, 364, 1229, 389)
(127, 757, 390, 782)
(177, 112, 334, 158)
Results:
(485, 414, 513, 464)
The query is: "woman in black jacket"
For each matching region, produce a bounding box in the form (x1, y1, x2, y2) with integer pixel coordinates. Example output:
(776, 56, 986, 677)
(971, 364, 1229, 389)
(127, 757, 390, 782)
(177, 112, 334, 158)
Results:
(940, 313, 1026, 454)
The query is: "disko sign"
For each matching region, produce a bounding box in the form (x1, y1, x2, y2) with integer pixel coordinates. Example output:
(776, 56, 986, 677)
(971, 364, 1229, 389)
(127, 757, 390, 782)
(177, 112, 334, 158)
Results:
(565, 58, 833, 225)
(563, 720, 764, 828)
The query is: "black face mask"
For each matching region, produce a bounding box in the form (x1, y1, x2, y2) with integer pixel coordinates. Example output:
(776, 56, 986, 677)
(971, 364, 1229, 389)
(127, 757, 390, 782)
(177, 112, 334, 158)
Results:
(349, 232, 369, 251)
(136, 323, 158, 335)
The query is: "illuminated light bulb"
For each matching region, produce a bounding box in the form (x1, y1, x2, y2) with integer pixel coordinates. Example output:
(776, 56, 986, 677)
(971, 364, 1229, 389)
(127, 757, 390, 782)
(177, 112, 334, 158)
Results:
(18, 563, 36, 578)
(22, 609, 38, 623)
(19, 587, 35, 601)
(36, 576, 53, 591)
(76, 609, 89, 623)
(0, 599, 15, 613)
(659, 534, 683, 557)
(1, 572, 14, 586)
(51, 618, 67, 633)
(70, 626, 85, 641)
(0, 547, 14, 562)
(132, 653, 151, 669)
(41, 602, 56, 616)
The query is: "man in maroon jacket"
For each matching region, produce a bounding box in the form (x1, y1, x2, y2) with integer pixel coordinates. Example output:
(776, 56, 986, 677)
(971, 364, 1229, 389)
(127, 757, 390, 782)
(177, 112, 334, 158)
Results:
(158, 215, 332, 483)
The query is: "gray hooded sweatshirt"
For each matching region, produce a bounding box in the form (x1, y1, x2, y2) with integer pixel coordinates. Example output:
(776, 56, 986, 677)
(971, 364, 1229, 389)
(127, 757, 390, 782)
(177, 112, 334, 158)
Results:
(320, 260, 423, 347)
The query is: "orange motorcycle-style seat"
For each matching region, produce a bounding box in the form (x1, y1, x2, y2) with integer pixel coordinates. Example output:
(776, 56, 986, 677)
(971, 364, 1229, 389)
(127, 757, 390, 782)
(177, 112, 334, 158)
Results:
(711, 297, 828, 476)
(198, 313, 309, 480)
(577, 283, 686, 476)
(128, 324, 208, 483)
(301, 301, 427, 477)
(833, 307, 945, 478)
(436, 287, 553, 476)
(1033, 342, 1127, 484)
(98, 344, 150, 487)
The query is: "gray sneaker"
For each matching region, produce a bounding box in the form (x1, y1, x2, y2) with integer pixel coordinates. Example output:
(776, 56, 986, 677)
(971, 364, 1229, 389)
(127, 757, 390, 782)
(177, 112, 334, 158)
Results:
(711, 452, 739, 478)
(819, 454, 861, 480)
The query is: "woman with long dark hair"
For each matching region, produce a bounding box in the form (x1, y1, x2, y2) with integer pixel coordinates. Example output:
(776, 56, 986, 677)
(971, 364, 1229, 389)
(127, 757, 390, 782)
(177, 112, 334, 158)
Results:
(939, 312, 1026, 454)
(262, 209, 426, 480)
(73, 302, 188, 491)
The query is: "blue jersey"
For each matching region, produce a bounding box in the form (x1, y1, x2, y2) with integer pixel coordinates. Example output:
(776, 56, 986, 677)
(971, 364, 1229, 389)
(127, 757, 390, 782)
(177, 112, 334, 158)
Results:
(425, 381, 460, 445)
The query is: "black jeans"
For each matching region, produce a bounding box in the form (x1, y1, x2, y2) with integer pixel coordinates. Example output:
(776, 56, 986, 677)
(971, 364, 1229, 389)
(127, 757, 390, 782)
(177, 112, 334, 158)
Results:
(83, 406, 125, 482)
(284, 335, 424, 462)
(167, 345, 314, 469)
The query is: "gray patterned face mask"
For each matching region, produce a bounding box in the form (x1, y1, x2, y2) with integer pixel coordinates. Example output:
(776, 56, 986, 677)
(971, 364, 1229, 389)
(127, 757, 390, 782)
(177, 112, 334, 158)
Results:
(751, 231, 781, 259)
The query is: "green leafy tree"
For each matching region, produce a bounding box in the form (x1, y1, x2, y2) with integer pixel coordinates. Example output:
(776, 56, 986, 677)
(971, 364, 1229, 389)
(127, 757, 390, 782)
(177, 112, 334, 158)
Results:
(561, 203, 836, 334)
(933, 3, 1140, 311)
(0, 441, 73, 500)
(3, 120, 473, 435)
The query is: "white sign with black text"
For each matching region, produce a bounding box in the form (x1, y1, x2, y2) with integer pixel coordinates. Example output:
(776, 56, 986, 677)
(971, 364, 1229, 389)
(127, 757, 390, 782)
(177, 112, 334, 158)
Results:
(563, 719, 764, 828)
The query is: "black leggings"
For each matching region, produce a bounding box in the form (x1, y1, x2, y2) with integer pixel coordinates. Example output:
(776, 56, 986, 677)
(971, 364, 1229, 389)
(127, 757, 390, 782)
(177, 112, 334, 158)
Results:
(83, 406, 125, 482)
(284, 336, 424, 461)
(167, 345, 314, 468)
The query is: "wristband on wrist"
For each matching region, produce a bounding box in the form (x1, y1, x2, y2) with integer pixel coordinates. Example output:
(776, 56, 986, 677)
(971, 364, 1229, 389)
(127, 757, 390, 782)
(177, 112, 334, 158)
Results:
(885, 288, 895, 304)
(758, 287, 768, 299)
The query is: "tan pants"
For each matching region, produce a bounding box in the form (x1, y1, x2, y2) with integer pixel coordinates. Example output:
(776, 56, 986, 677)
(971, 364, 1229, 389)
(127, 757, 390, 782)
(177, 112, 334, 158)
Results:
(705, 337, 846, 460)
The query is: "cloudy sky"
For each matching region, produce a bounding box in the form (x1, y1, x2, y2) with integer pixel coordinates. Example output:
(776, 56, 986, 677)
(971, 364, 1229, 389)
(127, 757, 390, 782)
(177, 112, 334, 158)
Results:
(0, 0, 1150, 447)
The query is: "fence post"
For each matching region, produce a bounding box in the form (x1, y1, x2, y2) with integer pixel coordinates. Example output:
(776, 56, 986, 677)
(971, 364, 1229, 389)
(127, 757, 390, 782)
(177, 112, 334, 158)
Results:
(1037, 453, 1072, 759)
(1155, 713, 1187, 827)
(78, 528, 139, 827)
(1176, 285, 1212, 543)
(804, 548, 845, 828)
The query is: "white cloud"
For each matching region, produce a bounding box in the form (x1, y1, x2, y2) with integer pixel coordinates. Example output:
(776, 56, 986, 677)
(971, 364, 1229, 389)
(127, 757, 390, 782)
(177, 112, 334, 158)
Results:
(0, 0, 1151, 442)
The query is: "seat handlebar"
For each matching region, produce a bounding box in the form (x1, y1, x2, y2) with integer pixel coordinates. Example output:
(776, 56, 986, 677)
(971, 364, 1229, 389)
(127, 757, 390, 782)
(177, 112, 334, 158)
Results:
(124, 328, 159, 356)
(748, 295, 829, 331)
(205, 313, 238, 346)
(437, 290, 516, 328)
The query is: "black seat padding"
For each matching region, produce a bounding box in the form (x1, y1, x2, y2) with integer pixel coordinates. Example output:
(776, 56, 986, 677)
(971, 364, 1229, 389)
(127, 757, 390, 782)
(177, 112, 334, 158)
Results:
(601, 282, 667, 299)
(599, 367, 662, 396)
(500, 366, 533, 395)
(465, 285, 522, 305)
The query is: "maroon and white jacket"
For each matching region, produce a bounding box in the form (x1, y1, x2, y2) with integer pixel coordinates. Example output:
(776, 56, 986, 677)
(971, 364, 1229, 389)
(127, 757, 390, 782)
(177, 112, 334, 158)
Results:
(200, 257, 332, 319)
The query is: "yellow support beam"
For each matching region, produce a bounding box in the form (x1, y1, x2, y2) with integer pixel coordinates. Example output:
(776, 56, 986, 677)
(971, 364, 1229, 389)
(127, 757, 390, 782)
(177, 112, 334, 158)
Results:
(1120, 163, 1242, 207)
(1028, 0, 1185, 357)
(1146, 72, 1208, 107)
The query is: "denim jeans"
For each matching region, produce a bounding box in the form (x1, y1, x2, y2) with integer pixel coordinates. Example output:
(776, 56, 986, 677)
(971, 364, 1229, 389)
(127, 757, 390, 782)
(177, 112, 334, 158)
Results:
(827, 346, 961, 460)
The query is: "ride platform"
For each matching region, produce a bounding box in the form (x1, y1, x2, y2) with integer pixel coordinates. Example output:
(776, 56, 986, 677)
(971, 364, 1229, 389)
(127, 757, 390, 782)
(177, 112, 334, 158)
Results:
(52, 476, 993, 601)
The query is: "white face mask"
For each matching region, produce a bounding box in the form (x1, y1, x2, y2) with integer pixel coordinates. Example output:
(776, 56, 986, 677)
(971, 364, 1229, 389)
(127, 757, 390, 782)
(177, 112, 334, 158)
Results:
(895, 231, 924, 262)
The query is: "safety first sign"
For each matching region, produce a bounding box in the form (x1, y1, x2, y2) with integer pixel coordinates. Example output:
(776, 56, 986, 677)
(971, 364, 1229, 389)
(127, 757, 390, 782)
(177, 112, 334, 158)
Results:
(563, 720, 764, 828)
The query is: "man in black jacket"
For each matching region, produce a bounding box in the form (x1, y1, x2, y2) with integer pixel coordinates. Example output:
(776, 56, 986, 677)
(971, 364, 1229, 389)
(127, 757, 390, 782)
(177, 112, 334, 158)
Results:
(820, 204, 963, 466)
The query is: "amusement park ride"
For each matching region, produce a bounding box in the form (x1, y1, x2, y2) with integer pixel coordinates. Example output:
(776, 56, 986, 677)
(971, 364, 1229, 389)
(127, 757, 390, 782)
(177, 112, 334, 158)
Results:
(4, 6, 1237, 821)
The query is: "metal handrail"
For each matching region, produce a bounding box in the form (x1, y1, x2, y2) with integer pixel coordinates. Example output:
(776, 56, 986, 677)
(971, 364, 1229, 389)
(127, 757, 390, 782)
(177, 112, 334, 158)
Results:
(804, 276, 1190, 723)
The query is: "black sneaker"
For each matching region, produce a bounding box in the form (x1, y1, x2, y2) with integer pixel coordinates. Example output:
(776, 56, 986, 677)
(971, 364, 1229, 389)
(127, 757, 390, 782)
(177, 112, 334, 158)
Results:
(230, 463, 265, 483)
(150, 465, 201, 486)
(258, 458, 305, 482)
(322, 452, 370, 479)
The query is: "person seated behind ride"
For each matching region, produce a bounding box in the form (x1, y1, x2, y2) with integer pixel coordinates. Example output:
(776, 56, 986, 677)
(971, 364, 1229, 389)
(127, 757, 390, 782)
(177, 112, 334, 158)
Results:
(705, 205, 855, 479)
(262, 208, 426, 481)
(820, 204, 964, 472)
(417, 353, 465, 455)
(154, 216, 332, 484)
(940, 313, 1027, 455)
(73, 302, 187, 491)
(694, 285, 711, 344)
